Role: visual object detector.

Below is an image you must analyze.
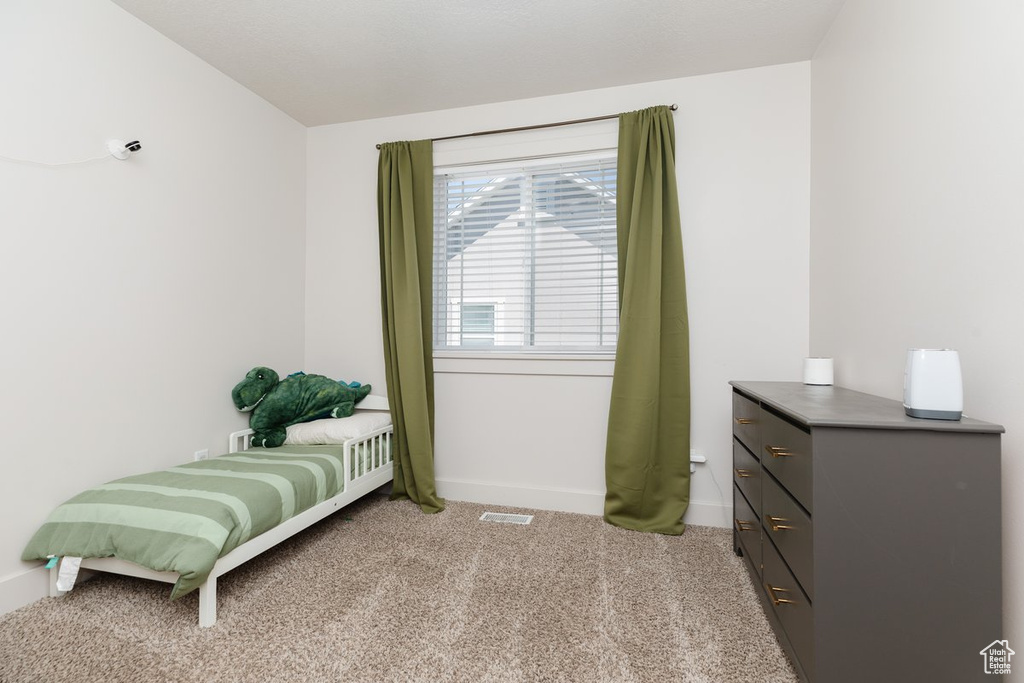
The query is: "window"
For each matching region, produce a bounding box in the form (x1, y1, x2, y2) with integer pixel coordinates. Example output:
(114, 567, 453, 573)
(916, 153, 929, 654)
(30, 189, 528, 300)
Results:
(433, 154, 617, 355)
(459, 302, 496, 347)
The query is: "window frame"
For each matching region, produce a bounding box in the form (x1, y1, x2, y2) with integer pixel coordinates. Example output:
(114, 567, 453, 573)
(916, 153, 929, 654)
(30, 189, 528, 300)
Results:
(432, 151, 619, 359)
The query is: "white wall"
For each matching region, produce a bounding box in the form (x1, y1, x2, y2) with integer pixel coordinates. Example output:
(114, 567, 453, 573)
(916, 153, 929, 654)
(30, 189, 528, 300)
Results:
(810, 0, 1024, 661)
(0, 0, 307, 612)
(306, 62, 811, 524)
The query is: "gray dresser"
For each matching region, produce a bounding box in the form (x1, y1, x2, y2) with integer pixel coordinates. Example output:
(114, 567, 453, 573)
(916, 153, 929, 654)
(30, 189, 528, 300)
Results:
(730, 381, 1003, 682)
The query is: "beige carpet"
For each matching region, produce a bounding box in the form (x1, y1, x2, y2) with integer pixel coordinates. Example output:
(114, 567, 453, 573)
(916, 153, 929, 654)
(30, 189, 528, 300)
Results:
(0, 494, 796, 683)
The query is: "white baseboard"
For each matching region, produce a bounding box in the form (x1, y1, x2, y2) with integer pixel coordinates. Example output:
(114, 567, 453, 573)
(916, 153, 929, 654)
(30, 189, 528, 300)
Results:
(436, 477, 606, 515)
(0, 566, 49, 617)
(435, 478, 731, 529)
(683, 500, 732, 529)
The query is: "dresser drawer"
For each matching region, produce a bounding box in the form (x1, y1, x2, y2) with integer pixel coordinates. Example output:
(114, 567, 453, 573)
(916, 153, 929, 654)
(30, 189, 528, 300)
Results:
(763, 535, 814, 680)
(733, 484, 761, 578)
(762, 471, 814, 600)
(733, 440, 761, 515)
(732, 391, 760, 455)
(760, 409, 813, 513)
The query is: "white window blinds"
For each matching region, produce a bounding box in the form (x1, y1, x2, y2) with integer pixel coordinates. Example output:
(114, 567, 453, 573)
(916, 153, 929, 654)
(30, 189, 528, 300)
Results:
(433, 154, 618, 354)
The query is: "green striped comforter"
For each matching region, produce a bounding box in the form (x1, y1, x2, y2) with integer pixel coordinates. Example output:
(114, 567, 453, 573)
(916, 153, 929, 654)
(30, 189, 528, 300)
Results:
(22, 445, 351, 599)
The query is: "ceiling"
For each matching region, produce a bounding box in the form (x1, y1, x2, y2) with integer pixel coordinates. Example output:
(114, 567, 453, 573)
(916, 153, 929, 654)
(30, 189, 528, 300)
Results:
(111, 0, 846, 127)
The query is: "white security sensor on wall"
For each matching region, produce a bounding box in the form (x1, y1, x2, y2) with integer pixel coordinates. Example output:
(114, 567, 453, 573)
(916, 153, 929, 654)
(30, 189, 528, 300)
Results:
(107, 139, 142, 160)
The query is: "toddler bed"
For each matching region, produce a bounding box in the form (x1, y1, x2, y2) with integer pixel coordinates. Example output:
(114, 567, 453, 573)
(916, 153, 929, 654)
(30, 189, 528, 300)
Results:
(22, 395, 393, 627)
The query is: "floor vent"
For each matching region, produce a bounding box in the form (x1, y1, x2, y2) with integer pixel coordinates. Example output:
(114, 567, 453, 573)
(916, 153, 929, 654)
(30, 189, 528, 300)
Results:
(479, 512, 533, 525)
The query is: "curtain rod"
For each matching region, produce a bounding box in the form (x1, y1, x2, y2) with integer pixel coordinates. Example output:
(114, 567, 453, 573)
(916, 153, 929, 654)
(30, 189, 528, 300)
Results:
(375, 104, 677, 150)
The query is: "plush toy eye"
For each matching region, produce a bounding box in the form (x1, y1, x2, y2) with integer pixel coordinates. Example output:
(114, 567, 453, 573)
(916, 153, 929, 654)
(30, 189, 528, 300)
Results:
(257, 373, 264, 380)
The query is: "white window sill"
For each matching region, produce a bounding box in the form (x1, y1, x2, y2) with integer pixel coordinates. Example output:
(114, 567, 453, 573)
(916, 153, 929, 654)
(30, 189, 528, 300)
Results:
(433, 353, 615, 377)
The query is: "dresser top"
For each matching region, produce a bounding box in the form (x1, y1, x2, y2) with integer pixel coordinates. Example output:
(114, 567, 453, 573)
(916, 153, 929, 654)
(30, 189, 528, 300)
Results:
(730, 381, 1004, 434)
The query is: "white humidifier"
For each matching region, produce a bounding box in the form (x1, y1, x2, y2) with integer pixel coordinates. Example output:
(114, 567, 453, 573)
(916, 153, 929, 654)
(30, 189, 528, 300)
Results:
(903, 349, 962, 420)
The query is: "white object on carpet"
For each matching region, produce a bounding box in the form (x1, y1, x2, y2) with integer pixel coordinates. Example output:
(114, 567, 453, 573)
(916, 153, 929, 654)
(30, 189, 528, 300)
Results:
(479, 512, 533, 525)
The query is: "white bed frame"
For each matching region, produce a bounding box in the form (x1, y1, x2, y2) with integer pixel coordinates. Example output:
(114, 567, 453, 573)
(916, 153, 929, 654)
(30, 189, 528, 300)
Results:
(49, 395, 394, 628)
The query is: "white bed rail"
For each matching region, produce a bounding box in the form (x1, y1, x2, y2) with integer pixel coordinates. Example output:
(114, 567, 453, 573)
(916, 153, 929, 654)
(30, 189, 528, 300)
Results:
(343, 426, 393, 487)
(228, 428, 254, 454)
(229, 394, 390, 454)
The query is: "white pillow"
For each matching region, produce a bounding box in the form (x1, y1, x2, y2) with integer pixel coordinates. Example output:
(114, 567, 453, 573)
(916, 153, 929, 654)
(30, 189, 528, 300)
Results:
(284, 412, 392, 445)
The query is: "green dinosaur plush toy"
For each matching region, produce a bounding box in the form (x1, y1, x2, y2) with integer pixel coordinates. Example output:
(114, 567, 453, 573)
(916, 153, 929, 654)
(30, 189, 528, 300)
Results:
(232, 367, 371, 448)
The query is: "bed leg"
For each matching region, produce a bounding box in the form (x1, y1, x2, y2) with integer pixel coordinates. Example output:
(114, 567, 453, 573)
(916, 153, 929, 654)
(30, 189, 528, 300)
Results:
(48, 565, 60, 598)
(198, 576, 217, 628)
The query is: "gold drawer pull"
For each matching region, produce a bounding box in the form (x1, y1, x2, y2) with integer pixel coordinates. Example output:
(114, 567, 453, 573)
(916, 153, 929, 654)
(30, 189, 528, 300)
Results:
(764, 445, 795, 458)
(765, 583, 798, 606)
(734, 519, 756, 532)
(734, 468, 754, 478)
(765, 515, 796, 532)
(735, 417, 755, 425)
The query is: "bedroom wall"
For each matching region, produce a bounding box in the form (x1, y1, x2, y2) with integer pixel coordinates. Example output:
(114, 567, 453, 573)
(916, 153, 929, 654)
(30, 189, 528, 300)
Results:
(305, 62, 811, 525)
(810, 0, 1024, 661)
(0, 0, 306, 613)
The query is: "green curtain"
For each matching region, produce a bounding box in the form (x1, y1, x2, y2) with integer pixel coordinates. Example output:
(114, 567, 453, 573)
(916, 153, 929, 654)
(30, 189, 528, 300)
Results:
(377, 140, 445, 514)
(604, 106, 690, 535)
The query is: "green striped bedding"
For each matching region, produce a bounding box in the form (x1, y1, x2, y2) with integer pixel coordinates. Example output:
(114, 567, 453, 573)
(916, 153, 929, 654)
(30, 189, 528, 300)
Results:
(22, 445, 359, 599)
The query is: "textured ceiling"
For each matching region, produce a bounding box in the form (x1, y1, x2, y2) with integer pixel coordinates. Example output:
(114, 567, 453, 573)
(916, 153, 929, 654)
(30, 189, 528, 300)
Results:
(110, 0, 846, 127)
